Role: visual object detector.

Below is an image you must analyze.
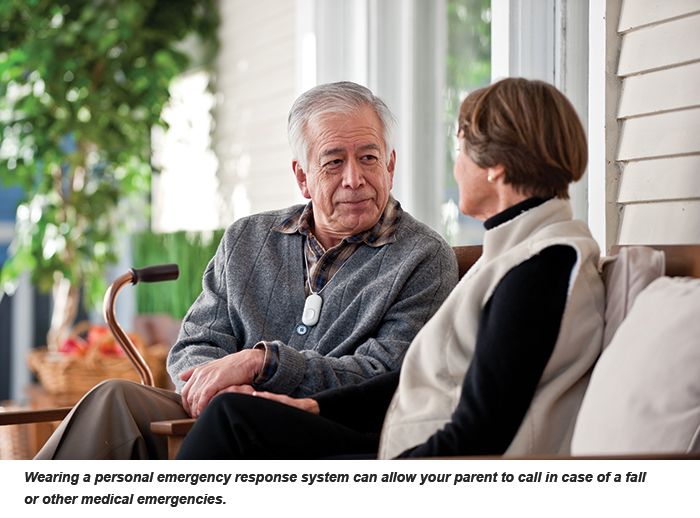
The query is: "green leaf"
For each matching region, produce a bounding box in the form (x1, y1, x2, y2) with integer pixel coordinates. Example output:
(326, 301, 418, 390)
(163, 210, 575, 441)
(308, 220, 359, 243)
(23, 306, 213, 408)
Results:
(0, 0, 219, 316)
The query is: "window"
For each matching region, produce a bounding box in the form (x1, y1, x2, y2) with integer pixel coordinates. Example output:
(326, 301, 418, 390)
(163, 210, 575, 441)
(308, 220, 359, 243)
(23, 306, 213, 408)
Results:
(156, 0, 589, 247)
(442, 0, 492, 245)
(151, 71, 219, 232)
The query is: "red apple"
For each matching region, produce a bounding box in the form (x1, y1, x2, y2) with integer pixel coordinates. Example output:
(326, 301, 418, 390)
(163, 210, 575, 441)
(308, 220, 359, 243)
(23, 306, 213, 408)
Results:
(58, 336, 88, 356)
(87, 325, 111, 346)
(98, 341, 124, 356)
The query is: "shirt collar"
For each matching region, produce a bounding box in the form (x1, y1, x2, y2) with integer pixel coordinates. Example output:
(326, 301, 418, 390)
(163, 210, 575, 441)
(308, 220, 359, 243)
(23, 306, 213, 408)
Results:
(483, 197, 551, 230)
(273, 195, 402, 248)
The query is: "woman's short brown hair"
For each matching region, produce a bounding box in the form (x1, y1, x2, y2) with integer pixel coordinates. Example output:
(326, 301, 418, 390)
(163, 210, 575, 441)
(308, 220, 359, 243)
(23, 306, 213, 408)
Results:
(458, 77, 587, 199)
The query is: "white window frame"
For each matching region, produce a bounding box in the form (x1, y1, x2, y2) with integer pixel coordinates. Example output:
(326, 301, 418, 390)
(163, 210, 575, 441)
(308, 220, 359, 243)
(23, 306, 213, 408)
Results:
(300, 0, 591, 238)
(587, 0, 622, 252)
(2, 218, 33, 401)
(11, 273, 32, 401)
(297, 0, 447, 231)
(492, 0, 590, 224)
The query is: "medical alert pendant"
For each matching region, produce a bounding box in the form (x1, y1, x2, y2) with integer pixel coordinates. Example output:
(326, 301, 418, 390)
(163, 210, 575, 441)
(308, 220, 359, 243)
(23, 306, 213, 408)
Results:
(302, 292, 323, 326)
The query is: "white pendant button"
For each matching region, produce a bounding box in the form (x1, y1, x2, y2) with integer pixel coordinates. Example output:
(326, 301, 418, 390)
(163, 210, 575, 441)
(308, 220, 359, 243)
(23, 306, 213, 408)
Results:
(302, 293, 323, 326)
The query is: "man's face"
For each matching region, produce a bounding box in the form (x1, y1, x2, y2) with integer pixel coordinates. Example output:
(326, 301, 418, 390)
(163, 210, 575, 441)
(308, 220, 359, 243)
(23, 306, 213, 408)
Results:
(293, 105, 395, 248)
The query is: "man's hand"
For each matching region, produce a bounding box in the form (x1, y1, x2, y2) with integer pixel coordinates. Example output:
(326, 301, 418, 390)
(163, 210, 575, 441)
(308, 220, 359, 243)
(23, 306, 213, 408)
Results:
(179, 349, 265, 417)
(250, 390, 320, 415)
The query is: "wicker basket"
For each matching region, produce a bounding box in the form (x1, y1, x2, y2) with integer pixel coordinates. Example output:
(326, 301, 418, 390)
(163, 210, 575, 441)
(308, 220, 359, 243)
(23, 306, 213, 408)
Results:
(28, 328, 170, 401)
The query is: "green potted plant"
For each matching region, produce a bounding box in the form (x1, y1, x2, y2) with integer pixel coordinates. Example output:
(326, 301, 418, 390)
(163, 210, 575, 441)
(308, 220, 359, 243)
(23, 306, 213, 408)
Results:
(0, 0, 218, 350)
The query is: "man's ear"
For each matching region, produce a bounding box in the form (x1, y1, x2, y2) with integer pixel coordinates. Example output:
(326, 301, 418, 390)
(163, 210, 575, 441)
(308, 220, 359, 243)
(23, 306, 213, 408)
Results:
(292, 160, 311, 199)
(386, 150, 396, 188)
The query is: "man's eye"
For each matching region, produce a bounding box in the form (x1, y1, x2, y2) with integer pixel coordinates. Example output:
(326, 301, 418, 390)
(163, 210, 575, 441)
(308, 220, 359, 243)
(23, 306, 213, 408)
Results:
(323, 159, 343, 169)
(360, 155, 378, 164)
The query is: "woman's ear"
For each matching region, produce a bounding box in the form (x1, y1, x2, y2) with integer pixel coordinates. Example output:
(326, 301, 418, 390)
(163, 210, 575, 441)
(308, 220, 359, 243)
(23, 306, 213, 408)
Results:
(486, 164, 505, 183)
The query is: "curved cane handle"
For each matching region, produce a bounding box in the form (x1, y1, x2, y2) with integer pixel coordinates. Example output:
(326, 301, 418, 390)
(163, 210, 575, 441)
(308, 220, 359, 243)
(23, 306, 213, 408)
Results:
(102, 264, 180, 386)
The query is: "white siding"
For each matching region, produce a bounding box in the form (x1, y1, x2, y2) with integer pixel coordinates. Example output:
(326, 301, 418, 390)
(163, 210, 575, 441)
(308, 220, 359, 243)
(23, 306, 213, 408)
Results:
(618, 0, 700, 32)
(617, 107, 700, 160)
(618, 156, 700, 203)
(614, 2, 700, 245)
(214, 0, 303, 225)
(618, 201, 700, 245)
(617, 13, 700, 76)
(617, 61, 700, 117)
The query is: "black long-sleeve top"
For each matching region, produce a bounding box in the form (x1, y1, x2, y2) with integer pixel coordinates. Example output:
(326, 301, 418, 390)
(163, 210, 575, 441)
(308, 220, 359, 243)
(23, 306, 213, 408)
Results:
(314, 198, 577, 457)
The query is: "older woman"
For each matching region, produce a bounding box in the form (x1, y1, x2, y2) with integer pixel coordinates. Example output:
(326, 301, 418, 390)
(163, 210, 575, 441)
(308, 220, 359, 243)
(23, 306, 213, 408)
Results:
(176, 77, 605, 459)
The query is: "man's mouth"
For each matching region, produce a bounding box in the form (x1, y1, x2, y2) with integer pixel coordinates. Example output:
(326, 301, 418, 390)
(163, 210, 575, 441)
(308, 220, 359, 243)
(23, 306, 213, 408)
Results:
(338, 198, 371, 205)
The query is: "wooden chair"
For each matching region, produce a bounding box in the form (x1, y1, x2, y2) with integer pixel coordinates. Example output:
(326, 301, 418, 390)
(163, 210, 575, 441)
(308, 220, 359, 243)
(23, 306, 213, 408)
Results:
(3, 244, 699, 459)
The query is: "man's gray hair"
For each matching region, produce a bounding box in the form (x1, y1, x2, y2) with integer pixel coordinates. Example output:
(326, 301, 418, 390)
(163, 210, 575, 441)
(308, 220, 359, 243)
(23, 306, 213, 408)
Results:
(287, 81, 397, 171)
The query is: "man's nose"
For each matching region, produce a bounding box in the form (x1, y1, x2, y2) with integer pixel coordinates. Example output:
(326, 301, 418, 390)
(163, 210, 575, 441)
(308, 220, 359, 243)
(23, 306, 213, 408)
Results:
(342, 160, 365, 189)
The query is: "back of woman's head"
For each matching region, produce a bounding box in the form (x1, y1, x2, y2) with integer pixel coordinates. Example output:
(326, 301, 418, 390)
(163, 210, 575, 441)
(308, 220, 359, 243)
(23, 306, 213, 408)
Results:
(458, 77, 587, 199)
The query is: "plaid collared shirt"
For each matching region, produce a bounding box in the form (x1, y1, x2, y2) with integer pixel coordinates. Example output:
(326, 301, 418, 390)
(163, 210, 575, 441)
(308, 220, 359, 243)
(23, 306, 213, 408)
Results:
(253, 196, 403, 384)
(275, 195, 402, 295)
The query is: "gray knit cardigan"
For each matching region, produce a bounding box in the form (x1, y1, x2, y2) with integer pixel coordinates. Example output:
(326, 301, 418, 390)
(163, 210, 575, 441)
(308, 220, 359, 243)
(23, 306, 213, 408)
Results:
(167, 204, 458, 397)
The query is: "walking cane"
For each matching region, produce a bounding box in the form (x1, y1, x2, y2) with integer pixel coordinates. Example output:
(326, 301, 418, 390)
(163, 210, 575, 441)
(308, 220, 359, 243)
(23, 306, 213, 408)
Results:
(102, 264, 179, 387)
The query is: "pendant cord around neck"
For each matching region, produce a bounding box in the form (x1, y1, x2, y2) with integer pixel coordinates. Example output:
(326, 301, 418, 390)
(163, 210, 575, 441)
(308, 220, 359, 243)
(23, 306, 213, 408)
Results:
(303, 239, 350, 296)
(303, 246, 316, 295)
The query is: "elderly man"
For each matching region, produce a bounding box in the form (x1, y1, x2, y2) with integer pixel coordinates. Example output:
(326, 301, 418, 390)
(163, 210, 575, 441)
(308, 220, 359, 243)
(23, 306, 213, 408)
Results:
(35, 81, 457, 459)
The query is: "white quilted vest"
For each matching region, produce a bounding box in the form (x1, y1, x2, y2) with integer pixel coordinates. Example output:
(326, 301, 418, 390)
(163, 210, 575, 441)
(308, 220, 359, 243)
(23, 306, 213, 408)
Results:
(379, 199, 604, 458)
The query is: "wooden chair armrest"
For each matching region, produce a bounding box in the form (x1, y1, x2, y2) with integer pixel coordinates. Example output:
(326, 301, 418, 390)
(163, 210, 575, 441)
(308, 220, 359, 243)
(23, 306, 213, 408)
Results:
(453, 245, 482, 279)
(0, 407, 72, 426)
(445, 452, 700, 460)
(150, 418, 196, 459)
(573, 453, 700, 460)
(150, 418, 196, 436)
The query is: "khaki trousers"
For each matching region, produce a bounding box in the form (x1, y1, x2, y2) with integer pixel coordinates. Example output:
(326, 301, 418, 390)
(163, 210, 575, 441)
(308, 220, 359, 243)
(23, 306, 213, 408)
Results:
(35, 379, 186, 460)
